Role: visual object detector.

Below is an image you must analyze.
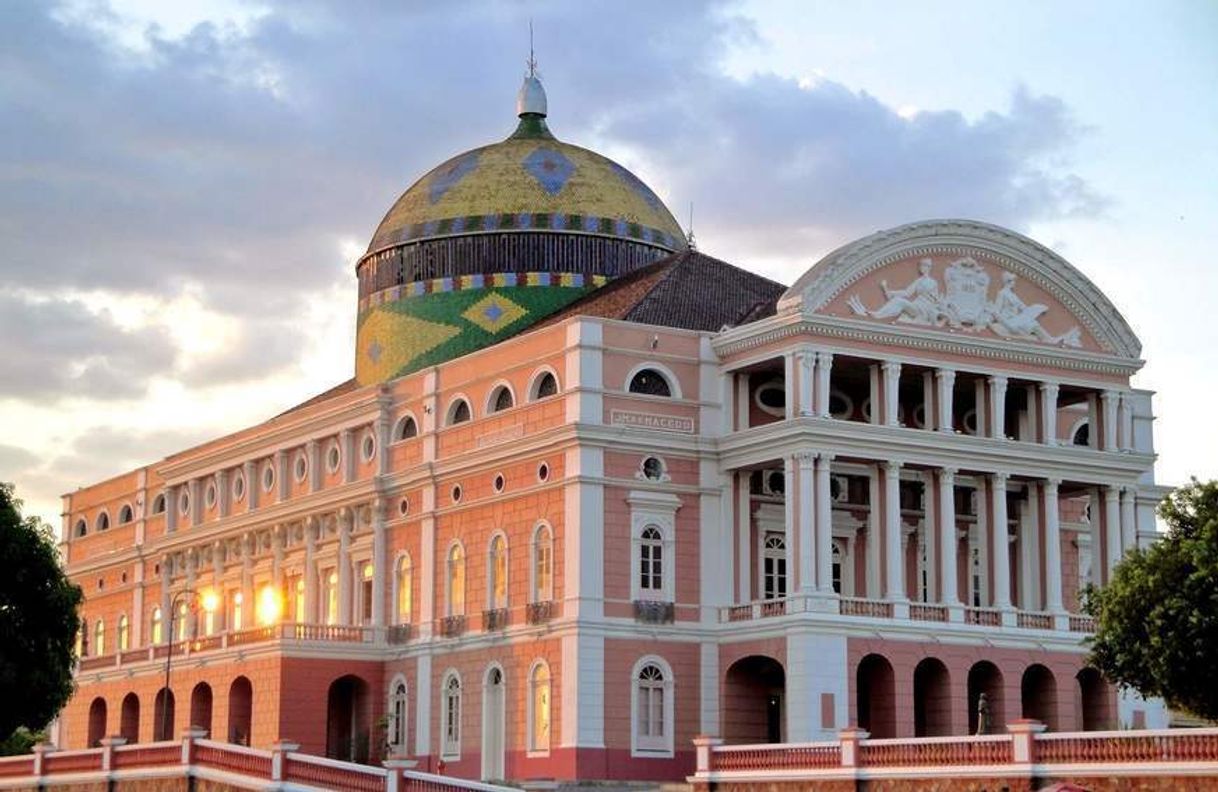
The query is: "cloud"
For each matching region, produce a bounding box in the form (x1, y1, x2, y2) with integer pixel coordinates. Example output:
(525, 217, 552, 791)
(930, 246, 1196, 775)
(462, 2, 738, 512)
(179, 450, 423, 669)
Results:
(0, 292, 176, 401)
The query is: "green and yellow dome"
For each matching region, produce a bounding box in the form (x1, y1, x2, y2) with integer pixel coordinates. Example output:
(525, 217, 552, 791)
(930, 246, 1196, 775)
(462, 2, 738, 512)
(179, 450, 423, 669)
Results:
(355, 72, 686, 385)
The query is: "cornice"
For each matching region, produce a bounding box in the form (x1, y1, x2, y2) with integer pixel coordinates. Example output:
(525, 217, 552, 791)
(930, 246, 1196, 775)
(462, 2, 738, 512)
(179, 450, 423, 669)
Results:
(714, 311, 1143, 378)
(155, 389, 385, 484)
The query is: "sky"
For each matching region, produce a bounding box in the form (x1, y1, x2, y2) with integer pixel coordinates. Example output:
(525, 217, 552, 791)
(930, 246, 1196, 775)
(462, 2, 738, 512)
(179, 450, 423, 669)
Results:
(1, 0, 1216, 531)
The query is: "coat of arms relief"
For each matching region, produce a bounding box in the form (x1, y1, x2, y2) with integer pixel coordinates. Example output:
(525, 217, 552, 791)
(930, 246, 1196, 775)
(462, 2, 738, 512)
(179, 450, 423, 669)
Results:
(846, 257, 1082, 347)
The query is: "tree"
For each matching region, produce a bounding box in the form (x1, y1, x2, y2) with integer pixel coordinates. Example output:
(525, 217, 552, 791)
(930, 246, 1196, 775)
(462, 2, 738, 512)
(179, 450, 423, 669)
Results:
(0, 483, 82, 745)
(1084, 478, 1218, 720)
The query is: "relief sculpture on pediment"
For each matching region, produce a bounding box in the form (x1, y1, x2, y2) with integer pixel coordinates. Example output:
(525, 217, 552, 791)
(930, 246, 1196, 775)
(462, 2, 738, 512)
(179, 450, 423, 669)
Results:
(846, 256, 1081, 347)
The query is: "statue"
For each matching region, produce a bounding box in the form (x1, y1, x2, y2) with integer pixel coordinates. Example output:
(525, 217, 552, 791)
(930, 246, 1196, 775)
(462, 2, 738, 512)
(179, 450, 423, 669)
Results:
(847, 257, 1083, 348)
(988, 272, 1082, 347)
(847, 259, 942, 325)
(975, 692, 991, 735)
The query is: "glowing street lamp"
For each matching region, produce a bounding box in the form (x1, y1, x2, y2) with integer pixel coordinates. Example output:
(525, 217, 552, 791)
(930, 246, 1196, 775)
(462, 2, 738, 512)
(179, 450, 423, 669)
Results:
(160, 589, 215, 741)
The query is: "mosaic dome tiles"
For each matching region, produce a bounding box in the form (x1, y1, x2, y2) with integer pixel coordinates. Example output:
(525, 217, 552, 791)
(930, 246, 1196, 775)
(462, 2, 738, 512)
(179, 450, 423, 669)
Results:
(367, 137, 686, 254)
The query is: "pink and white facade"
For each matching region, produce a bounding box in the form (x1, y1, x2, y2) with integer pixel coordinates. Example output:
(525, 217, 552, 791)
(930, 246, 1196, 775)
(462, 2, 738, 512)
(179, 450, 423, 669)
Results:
(58, 211, 1167, 786)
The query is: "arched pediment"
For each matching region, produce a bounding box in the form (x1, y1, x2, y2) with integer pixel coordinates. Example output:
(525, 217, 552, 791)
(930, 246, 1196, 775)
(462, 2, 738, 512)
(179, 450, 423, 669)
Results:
(778, 219, 1141, 359)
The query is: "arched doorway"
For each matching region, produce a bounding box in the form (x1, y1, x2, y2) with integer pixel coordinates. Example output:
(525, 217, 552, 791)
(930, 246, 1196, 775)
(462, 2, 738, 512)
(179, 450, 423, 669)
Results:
(228, 677, 253, 745)
(723, 655, 786, 743)
(190, 682, 214, 736)
(1077, 668, 1114, 731)
(153, 688, 175, 741)
(481, 666, 506, 781)
(967, 662, 1005, 734)
(87, 698, 107, 747)
(1021, 664, 1058, 729)
(856, 654, 895, 738)
(120, 693, 140, 743)
(913, 658, 952, 736)
(326, 675, 369, 762)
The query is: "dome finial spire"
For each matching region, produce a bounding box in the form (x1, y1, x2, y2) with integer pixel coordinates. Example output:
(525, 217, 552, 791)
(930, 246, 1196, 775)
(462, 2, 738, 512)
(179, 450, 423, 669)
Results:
(516, 20, 547, 118)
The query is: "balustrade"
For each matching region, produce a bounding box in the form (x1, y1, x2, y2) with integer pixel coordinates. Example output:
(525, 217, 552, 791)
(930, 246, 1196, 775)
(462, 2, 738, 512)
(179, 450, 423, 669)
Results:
(525, 600, 554, 625)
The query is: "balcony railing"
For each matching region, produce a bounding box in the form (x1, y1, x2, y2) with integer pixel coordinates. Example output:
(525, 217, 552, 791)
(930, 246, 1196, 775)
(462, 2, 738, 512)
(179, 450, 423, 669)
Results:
(633, 599, 675, 624)
(482, 608, 509, 631)
(964, 606, 1002, 626)
(525, 600, 554, 625)
(908, 603, 948, 622)
(438, 615, 466, 638)
(386, 624, 411, 644)
(840, 597, 893, 618)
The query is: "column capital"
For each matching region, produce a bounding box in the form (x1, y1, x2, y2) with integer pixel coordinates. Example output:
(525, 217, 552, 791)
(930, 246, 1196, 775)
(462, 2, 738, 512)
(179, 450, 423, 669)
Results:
(935, 367, 956, 382)
(1039, 381, 1060, 394)
(940, 466, 959, 480)
(881, 360, 902, 373)
(992, 471, 1010, 485)
(794, 450, 817, 466)
(1100, 389, 1118, 403)
(1045, 477, 1062, 489)
(816, 350, 834, 365)
(818, 452, 836, 464)
(988, 374, 1008, 387)
(884, 459, 903, 474)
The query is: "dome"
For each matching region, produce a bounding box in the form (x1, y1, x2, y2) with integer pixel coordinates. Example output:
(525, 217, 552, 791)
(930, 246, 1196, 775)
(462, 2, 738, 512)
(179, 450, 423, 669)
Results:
(363, 122, 685, 259)
(354, 71, 687, 386)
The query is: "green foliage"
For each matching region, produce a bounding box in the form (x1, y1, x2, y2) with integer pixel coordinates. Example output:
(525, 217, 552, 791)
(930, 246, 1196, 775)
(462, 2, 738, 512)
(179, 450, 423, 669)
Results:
(1084, 478, 1218, 720)
(0, 483, 83, 738)
(0, 727, 44, 757)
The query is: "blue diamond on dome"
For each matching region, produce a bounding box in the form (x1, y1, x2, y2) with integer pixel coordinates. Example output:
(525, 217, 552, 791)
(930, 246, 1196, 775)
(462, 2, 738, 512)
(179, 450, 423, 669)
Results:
(428, 151, 480, 204)
(523, 147, 575, 196)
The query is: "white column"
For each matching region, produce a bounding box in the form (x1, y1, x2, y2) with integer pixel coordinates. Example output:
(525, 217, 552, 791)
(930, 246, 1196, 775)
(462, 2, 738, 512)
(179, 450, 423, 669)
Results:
(736, 474, 751, 602)
(784, 456, 797, 594)
(307, 440, 321, 493)
(936, 369, 956, 433)
(211, 543, 225, 632)
(1101, 391, 1119, 451)
(1086, 394, 1100, 449)
(160, 557, 171, 643)
(414, 653, 432, 758)
(796, 453, 816, 594)
(882, 362, 901, 427)
(974, 379, 988, 437)
(1120, 487, 1137, 557)
(795, 350, 814, 417)
(1119, 393, 1134, 452)
(243, 460, 258, 511)
(1019, 484, 1040, 610)
(338, 510, 353, 625)
(1040, 382, 1060, 446)
(866, 466, 881, 598)
(735, 373, 750, 431)
(937, 468, 960, 607)
(372, 498, 387, 628)
(815, 454, 834, 593)
(815, 352, 833, 418)
(920, 471, 936, 603)
(1088, 488, 1103, 585)
(990, 473, 1012, 609)
(184, 553, 198, 637)
(1104, 486, 1121, 577)
(922, 372, 935, 430)
(883, 462, 905, 602)
(216, 470, 229, 519)
(340, 428, 355, 484)
(1043, 479, 1064, 614)
(989, 375, 1008, 440)
(303, 518, 318, 622)
(783, 352, 797, 420)
(240, 535, 254, 626)
(165, 485, 178, 533)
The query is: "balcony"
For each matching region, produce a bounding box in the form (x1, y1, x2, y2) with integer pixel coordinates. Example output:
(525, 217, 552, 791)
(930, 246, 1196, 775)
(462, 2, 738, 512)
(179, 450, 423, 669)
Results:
(482, 608, 509, 631)
(438, 615, 466, 638)
(718, 595, 1094, 636)
(633, 599, 675, 624)
(386, 624, 411, 644)
(525, 600, 554, 625)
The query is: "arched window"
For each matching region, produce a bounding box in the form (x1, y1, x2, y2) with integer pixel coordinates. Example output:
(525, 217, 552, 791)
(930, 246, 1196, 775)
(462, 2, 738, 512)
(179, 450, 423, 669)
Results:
(150, 607, 163, 645)
(488, 534, 508, 610)
(762, 532, 787, 600)
(532, 524, 553, 603)
(1073, 421, 1091, 447)
(94, 619, 106, 656)
(489, 384, 514, 413)
(628, 368, 672, 397)
(446, 544, 466, 617)
(119, 505, 133, 524)
(395, 554, 413, 624)
(396, 415, 418, 440)
(360, 563, 374, 624)
(96, 512, 110, 532)
(447, 398, 471, 426)
(529, 661, 551, 754)
(175, 601, 189, 640)
(531, 370, 559, 400)
(152, 493, 167, 514)
(632, 659, 674, 756)
(324, 572, 338, 624)
(118, 614, 130, 651)
(74, 519, 87, 538)
(832, 541, 844, 595)
(388, 679, 408, 752)
(77, 619, 87, 657)
(639, 526, 664, 596)
(442, 673, 462, 759)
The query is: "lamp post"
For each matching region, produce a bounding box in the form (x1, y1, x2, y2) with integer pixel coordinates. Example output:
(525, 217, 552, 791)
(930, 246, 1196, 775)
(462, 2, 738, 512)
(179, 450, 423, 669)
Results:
(160, 588, 214, 742)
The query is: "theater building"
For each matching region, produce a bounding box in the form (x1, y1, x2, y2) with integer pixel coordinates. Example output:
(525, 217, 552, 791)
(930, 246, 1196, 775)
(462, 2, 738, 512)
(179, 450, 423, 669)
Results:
(56, 71, 1167, 785)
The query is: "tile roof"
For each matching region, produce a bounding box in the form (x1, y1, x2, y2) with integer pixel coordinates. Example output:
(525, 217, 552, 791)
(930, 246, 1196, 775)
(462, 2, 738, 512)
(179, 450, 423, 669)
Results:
(537, 249, 786, 332)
